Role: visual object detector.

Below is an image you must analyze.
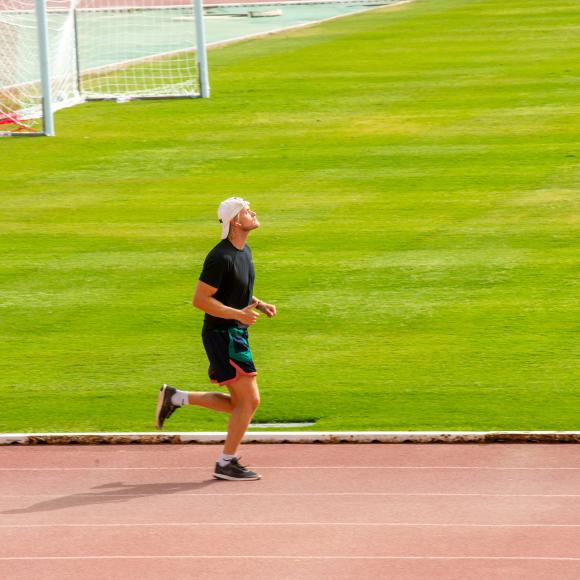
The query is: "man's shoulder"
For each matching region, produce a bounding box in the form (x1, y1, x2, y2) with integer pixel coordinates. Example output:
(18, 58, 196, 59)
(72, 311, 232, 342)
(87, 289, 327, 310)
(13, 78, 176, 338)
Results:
(239, 243, 252, 258)
(205, 239, 235, 261)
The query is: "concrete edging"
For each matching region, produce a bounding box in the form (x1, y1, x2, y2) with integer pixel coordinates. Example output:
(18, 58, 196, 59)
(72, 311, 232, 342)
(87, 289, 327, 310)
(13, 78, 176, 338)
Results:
(1, 431, 579, 445)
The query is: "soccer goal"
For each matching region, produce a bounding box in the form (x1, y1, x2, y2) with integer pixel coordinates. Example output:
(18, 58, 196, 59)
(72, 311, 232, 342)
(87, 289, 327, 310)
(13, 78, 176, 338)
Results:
(0, 0, 209, 137)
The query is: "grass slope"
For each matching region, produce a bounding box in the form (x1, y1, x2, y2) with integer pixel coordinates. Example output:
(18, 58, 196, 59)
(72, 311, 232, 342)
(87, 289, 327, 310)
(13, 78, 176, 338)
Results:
(1, 0, 579, 432)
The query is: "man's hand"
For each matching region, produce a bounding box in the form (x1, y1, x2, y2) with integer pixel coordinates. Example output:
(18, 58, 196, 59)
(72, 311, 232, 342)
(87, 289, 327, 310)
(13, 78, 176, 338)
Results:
(257, 301, 277, 318)
(237, 300, 260, 326)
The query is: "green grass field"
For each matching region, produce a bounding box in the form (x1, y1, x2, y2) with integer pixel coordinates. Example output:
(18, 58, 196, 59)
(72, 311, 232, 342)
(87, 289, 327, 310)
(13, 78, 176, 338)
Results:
(1, 0, 579, 433)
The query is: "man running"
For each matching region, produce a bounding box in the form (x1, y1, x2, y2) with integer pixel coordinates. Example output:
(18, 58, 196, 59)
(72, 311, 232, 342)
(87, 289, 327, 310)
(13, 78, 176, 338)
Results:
(155, 197, 276, 481)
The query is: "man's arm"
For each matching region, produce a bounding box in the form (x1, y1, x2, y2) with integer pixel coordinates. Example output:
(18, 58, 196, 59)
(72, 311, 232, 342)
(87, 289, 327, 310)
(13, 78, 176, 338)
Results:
(252, 295, 277, 318)
(194, 281, 259, 326)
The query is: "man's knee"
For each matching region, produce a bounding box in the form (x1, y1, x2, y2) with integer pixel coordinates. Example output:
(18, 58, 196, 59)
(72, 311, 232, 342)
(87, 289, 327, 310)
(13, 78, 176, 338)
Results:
(243, 383, 260, 412)
(228, 376, 260, 411)
(238, 394, 260, 414)
(250, 390, 260, 411)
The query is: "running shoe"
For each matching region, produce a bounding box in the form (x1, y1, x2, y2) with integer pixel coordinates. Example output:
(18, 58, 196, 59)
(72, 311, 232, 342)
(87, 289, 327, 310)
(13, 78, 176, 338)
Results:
(213, 457, 261, 481)
(155, 384, 178, 430)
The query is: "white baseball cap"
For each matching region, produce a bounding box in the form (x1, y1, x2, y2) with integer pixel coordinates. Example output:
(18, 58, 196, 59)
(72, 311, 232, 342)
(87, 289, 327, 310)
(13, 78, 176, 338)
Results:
(218, 197, 250, 239)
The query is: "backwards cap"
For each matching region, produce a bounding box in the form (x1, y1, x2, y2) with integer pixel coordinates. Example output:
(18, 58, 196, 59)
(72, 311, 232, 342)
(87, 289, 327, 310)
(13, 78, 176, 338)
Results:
(217, 197, 250, 239)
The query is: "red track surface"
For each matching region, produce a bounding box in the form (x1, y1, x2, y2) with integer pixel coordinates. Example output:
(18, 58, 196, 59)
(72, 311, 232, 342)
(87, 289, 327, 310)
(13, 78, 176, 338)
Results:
(1, 443, 579, 579)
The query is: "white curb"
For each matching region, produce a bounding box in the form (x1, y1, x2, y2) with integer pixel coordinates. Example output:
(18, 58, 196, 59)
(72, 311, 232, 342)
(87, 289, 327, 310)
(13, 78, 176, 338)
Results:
(1, 431, 579, 445)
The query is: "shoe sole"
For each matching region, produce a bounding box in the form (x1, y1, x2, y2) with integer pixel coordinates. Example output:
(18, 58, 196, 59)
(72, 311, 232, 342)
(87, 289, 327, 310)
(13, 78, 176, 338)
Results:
(155, 385, 169, 430)
(213, 473, 261, 481)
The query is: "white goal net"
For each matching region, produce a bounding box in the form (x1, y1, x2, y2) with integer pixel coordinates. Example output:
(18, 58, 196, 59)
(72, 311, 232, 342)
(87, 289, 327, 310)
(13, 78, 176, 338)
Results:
(0, 0, 207, 136)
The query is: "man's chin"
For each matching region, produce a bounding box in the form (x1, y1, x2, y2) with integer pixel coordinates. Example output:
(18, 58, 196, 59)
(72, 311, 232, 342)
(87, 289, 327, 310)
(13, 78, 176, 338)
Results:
(242, 223, 259, 233)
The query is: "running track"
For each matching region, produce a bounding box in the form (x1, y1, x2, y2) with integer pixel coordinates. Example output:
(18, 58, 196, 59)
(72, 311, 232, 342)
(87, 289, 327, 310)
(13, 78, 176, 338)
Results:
(1, 444, 579, 579)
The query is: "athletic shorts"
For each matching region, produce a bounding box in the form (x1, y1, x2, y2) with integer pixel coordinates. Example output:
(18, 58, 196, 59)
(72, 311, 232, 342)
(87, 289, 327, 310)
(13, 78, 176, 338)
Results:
(202, 327, 257, 386)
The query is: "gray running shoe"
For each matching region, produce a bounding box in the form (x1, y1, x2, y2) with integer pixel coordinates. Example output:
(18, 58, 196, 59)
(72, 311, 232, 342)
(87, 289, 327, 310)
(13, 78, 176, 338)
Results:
(213, 457, 261, 481)
(155, 384, 178, 430)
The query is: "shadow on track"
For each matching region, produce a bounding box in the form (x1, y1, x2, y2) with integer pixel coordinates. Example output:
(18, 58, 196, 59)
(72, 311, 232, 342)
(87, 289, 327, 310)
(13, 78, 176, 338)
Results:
(1, 479, 224, 514)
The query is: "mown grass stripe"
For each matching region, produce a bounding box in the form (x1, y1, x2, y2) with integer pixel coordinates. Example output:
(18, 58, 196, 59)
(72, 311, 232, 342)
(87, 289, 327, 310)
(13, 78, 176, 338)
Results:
(1, 0, 579, 432)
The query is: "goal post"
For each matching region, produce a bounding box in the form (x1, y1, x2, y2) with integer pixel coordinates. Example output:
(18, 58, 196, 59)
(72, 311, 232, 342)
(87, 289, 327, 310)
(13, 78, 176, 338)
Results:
(0, 0, 65, 136)
(193, 0, 209, 99)
(0, 0, 210, 137)
(36, 0, 54, 136)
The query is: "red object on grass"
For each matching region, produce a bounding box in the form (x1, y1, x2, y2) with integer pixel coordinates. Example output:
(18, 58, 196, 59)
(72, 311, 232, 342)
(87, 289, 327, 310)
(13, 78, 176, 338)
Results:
(0, 111, 34, 132)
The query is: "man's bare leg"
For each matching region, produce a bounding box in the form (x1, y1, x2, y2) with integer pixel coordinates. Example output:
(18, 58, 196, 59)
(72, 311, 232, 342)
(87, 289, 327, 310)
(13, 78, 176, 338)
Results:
(222, 375, 260, 456)
(156, 385, 233, 430)
(187, 392, 233, 414)
(211, 375, 261, 480)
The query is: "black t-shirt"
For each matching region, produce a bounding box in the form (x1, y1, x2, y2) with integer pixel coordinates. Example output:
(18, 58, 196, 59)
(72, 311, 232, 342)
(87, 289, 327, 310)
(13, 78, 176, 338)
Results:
(198, 239, 255, 331)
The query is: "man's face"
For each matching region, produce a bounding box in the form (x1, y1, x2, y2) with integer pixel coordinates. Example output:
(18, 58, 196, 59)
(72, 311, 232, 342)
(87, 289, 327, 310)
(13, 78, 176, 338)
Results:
(234, 207, 260, 232)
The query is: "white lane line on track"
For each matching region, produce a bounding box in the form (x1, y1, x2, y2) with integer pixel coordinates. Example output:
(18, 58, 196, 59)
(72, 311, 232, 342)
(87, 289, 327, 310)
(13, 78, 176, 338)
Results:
(1, 466, 579, 471)
(1, 556, 580, 561)
(1, 522, 579, 528)
(2, 493, 580, 498)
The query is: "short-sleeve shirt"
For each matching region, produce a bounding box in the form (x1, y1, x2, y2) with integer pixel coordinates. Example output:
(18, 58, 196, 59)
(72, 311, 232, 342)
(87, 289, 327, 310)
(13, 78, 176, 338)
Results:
(199, 239, 255, 331)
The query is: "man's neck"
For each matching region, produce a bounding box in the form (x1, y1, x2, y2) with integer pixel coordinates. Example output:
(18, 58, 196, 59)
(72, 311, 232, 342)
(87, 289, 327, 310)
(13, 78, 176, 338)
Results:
(228, 230, 249, 250)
